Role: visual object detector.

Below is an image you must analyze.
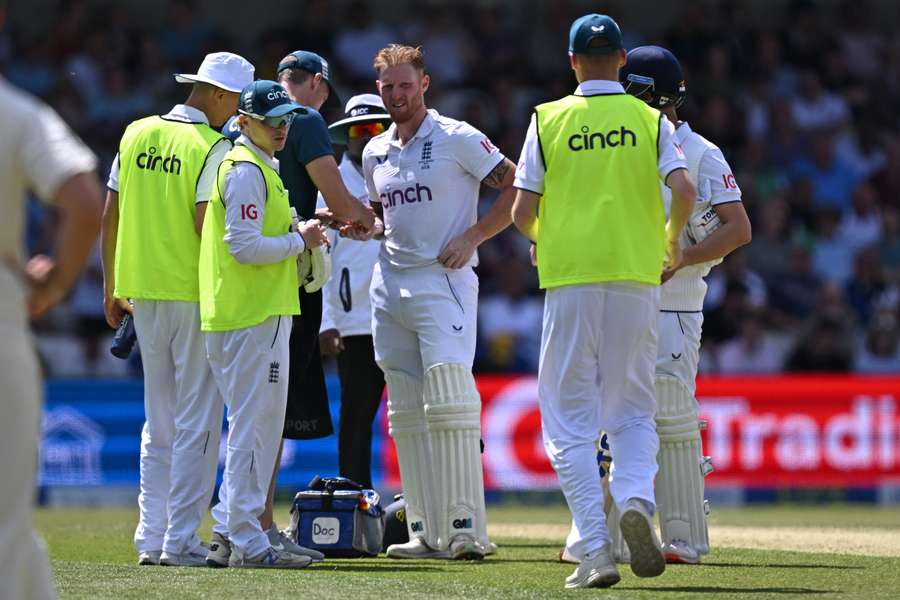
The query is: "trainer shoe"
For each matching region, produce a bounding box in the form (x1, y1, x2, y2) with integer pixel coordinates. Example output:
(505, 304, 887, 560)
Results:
(229, 546, 312, 569)
(662, 539, 701, 564)
(160, 543, 209, 567)
(267, 524, 324, 562)
(386, 537, 450, 559)
(206, 532, 231, 568)
(484, 541, 499, 556)
(558, 546, 580, 564)
(619, 498, 665, 578)
(137, 550, 161, 566)
(449, 534, 485, 561)
(564, 545, 620, 589)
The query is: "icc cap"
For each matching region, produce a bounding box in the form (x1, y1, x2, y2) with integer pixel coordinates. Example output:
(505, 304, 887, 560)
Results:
(327, 93, 391, 144)
(174, 52, 254, 93)
(277, 50, 342, 111)
(238, 80, 303, 119)
(568, 14, 624, 55)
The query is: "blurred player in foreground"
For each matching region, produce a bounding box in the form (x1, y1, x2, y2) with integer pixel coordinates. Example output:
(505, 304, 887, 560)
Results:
(0, 72, 103, 597)
(363, 44, 517, 560)
(512, 15, 696, 589)
(200, 80, 328, 569)
(102, 52, 254, 566)
(569, 45, 751, 566)
(317, 94, 391, 488)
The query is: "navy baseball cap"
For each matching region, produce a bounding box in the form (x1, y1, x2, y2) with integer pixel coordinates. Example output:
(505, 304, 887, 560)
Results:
(238, 80, 303, 119)
(277, 50, 341, 110)
(568, 14, 624, 55)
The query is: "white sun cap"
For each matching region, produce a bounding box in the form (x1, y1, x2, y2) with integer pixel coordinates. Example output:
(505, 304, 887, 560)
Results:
(174, 52, 255, 93)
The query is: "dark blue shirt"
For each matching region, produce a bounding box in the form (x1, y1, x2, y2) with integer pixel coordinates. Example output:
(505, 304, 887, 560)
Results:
(222, 108, 334, 218)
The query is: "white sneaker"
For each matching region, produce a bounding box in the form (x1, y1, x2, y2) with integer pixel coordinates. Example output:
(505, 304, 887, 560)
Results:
(137, 550, 161, 566)
(558, 546, 580, 564)
(267, 524, 324, 562)
(160, 543, 209, 567)
(484, 541, 499, 556)
(662, 539, 701, 564)
(206, 532, 231, 568)
(449, 534, 485, 561)
(619, 499, 665, 578)
(564, 546, 620, 589)
(386, 537, 449, 559)
(230, 546, 312, 569)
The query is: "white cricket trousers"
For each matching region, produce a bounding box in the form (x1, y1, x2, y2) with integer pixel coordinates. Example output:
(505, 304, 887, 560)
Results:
(131, 300, 223, 555)
(0, 323, 56, 600)
(539, 282, 660, 556)
(207, 315, 292, 559)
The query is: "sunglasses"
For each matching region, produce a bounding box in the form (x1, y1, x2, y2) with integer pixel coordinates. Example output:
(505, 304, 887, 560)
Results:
(348, 122, 386, 139)
(247, 112, 296, 129)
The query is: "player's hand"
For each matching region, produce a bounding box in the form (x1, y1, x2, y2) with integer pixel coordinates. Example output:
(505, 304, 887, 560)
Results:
(298, 219, 329, 249)
(22, 254, 67, 319)
(314, 207, 337, 228)
(340, 218, 382, 241)
(352, 203, 376, 233)
(663, 239, 683, 274)
(103, 289, 133, 329)
(439, 230, 481, 269)
(319, 328, 344, 356)
(529, 243, 537, 267)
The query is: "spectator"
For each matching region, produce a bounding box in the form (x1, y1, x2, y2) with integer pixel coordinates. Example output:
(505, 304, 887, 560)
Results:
(839, 182, 882, 252)
(845, 247, 888, 325)
(854, 310, 900, 373)
(747, 197, 793, 282)
(786, 315, 853, 372)
(791, 133, 862, 212)
(770, 243, 822, 325)
(333, 1, 396, 81)
(477, 259, 542, 372)
(878, 207, 900, 281)
(811, 208, 855, 285)
(716, 311, 787, 374)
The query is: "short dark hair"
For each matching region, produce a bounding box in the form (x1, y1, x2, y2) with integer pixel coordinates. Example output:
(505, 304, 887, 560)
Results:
(278, 68, 313, 86)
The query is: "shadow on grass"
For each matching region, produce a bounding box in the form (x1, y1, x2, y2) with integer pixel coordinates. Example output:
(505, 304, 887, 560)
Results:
(495, 543, 564, 549)
(701, 562, 865, 570)
(618, 586, 834, 595)
(309, 563, 446, 573)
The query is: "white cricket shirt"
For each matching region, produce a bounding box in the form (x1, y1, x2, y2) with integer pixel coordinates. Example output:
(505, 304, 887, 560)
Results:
(661, 121, 743, 311)
(0, 77, 98, 326)
(362, 109, 504, 270)
(317, 154, 380, 337)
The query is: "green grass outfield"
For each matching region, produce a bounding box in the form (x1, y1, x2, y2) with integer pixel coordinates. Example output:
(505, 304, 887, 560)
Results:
(36, 503, 900, 600)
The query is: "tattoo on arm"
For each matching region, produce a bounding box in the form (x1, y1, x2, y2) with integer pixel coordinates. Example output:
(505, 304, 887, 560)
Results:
(482, 158, 514, 190)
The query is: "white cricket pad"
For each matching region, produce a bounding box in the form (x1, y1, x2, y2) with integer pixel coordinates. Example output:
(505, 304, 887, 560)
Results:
(423, 363, 486, 550)
(384, 370, 438, 547)
(654, 375, 709, 555)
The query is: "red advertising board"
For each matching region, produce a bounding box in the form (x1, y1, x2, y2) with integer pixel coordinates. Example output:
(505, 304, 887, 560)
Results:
(381, 375, 900, 490)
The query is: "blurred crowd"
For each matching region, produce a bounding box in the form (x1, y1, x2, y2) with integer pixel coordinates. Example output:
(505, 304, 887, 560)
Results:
(5, 0, 900, 376)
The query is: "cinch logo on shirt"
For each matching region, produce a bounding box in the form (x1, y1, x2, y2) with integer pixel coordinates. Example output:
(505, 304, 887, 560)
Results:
(136, 147, 182, 174)
(568, 126, 636, 151)
(380, 183, 433, 208)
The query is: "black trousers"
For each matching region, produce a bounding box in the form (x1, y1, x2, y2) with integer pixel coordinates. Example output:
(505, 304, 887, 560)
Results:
(336, 335, 385, 488)
(284, 289, 333, 440)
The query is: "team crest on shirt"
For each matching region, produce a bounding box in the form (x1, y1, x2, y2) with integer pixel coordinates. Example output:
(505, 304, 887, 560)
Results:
(419, 140, 433, 170)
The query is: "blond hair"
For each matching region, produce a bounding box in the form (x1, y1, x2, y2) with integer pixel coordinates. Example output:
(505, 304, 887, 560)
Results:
(373, 44, 426, 76)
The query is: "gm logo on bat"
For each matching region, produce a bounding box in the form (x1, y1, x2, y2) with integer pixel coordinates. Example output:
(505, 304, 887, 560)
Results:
(312, 517, 340, 544)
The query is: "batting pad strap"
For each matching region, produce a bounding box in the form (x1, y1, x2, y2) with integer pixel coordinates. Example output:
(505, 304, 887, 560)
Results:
(423, 403, 481, 431)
